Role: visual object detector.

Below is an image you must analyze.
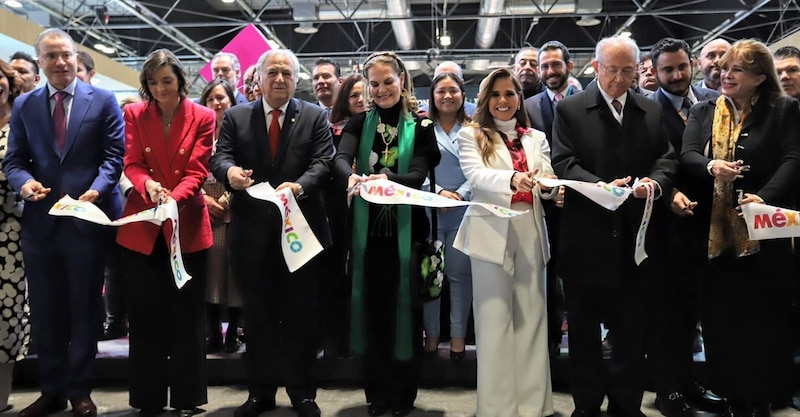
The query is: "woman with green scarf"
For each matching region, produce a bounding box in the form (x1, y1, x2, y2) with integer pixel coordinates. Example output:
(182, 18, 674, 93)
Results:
(334, 51, 440, 417)
(680, 39, 800, 417)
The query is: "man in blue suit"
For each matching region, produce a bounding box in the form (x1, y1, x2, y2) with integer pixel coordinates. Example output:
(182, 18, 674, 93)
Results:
(649, 37, 724, 417)
(4, 29, 124, 417)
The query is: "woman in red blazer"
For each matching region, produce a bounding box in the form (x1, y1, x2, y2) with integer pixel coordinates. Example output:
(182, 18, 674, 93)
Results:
(116, 49, 214, 417)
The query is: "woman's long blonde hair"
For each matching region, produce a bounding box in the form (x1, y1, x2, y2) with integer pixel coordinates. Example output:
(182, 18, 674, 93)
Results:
(468, 68, 531, 164)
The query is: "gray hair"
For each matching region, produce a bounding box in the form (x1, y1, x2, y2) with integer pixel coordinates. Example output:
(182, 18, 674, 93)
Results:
(595, 36, 640, 66)
(212, 51, 241, 71)
(256, 49, 301, 86)
(35, 28, 76, 56)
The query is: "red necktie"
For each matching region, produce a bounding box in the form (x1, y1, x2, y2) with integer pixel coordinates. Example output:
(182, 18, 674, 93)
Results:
(269, 109, 282, 161)
(53, 91, 67, 151)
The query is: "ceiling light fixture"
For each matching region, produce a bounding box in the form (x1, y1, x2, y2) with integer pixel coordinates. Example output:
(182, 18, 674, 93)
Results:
(94, 43, 115, 54)
(619, 30, 632, 38)
(4, 0, 22, 8)
(576, 16, 601, 27)
(221, 0, 235, 3)
(294, 22, 318, 35)
(584, 67, 595, 75)
(439, 30, 452, 47)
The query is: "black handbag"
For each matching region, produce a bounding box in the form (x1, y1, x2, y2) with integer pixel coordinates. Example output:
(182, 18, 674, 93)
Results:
(418, 164, 445, 302)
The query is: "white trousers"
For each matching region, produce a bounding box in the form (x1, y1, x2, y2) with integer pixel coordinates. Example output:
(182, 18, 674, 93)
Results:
(472, 208, 553, 417)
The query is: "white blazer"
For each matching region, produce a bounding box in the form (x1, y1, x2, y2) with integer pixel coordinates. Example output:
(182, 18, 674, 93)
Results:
(453, 124, 555, 268)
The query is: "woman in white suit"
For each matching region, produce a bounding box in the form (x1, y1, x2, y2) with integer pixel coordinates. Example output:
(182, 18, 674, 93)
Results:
(454, 68, 557, 417)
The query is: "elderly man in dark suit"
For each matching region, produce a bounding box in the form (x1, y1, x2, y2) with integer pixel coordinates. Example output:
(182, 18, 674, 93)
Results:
(552, 36, 677, 417)
(4, 29, 124, 417)
(209, 48, 333, 417)
(648, 37, 724, 417)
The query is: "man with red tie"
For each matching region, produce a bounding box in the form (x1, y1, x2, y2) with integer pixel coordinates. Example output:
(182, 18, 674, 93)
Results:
(210, 48, 333, 417)
(4, 29, 124, 417)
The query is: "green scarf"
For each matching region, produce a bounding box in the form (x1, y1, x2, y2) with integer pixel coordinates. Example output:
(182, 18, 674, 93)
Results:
(350, 108, 416, 360)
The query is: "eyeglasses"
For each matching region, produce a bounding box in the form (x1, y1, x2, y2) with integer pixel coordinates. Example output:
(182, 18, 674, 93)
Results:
(599, 63, 636, 78)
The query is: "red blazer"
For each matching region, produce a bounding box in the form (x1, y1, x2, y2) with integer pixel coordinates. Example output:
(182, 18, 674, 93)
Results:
(116, 98, 215, 255)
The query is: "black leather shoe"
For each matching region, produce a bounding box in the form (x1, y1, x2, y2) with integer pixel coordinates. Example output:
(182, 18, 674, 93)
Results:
(724, 402, 748, 417)
(224, 335, 241, 354)
(293, 399, 320, 417)
(100, 321, 127, 341)
(390, 405, 413, 417)
(368, 401, 389, 416)
(685, 383, 726, 413)
(571, 409, 600, 417)
(449, 350, 465, 361)
(655, 393, 696, 417)
(18, 394, 67, 417)
(206, 333, 223, 354)
(175, 409, 199, 417)
(234, 397, 276, 417)
(69, 397, 97, 417)
(138, 407, 164, 417)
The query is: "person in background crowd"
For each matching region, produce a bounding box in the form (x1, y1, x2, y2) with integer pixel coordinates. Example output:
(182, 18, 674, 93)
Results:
(334, 51, 440, 417)
(199, 78, 243, 355)
(455, 67, 556, 417)
(422, 72, 473, 360)
(680, 39, 800, 417)
(99, 96, 140, 342)
(773, 46, 800, 100)
(210, 48, 332, 417)
(116, 49, 214, 417)
(514, 47, 544, 99)
(9, 52, 40, 93)
(419, 61, 476, 116)
(648, 36, 724, 417)
(76, 51, 95, 85)
(312, 58, 342, 113)
(567, 75, 583, 92)
(552, 36, 677, 417)
(695, 39, 732, 91)
(524, 40, 573, 358)
(242, 65, 259, 102)
(0, 58, 31, 413)
(5, 28, 125, 417)
(636, 53, 657, 96)
(322, 73, 366, 358)
(211, 52, 248, 104)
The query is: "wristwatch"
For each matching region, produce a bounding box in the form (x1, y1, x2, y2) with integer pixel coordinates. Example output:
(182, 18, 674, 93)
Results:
(295, 183, 305, 198)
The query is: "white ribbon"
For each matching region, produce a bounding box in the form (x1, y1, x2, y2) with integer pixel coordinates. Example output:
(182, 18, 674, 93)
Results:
(49, 195, 192, 288)
(245, 183, 324, 272)
(537, 177, 655, 265)
(741, 202, 800, 240)
(357, 178, 528, 218)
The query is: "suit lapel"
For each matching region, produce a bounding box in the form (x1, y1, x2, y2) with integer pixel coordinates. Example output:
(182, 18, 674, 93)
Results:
(140, 102, 171, 183)
(250, 100, 271, 169)
(540, 93, 554, 138)
(166, 99, 195, 169)
(435, 124, 459, 158)
(34, 88, 61, 157)
(62, 82, 91, 161)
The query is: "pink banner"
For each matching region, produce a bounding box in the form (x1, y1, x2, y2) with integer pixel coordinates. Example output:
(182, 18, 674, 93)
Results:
(199, 24, 272, 90)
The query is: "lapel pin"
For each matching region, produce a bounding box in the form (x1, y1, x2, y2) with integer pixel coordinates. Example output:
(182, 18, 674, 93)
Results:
(291, 118, 296, 123)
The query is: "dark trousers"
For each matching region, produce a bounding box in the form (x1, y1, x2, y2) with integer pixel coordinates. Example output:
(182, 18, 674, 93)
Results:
(23, 219, 109, 399)
(362, 237, 421, 409)
(125, 239, 208, 409)
(565, 274, 647, 417)
(544, 207, 565, 353)
(230, 220, 320, 403)
(701, 245, 794, 403)
(104, 243, 128, 328)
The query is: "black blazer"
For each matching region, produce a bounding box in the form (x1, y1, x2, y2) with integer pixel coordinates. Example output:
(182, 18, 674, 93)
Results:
(551, 81, 677, 287)
(525, 90, 556, 146)
(210, 98, 335, 250)
(681, 92, 800, 213)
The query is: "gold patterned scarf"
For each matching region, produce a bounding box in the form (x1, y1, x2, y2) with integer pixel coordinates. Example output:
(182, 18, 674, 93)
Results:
(708, 95, 760, 259)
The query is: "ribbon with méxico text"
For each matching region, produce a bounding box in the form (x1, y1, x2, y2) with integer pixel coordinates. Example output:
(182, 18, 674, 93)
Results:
(49, 195, 192, 288)
(741, 202, 800, 240)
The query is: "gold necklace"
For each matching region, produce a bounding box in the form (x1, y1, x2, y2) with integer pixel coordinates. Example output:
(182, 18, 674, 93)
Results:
(377, 118, 398, 165)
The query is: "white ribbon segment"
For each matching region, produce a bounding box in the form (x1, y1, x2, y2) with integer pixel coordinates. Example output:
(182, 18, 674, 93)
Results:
(741, 202, 800, 240)
(245, 182, 324, 272)
(49, 195, 192, 288)
(357, 178, 528, 218)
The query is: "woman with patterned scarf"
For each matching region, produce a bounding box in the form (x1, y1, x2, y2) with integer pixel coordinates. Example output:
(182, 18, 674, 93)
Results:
(333, 51, 440, 417)
(680, 39, 800, 417)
